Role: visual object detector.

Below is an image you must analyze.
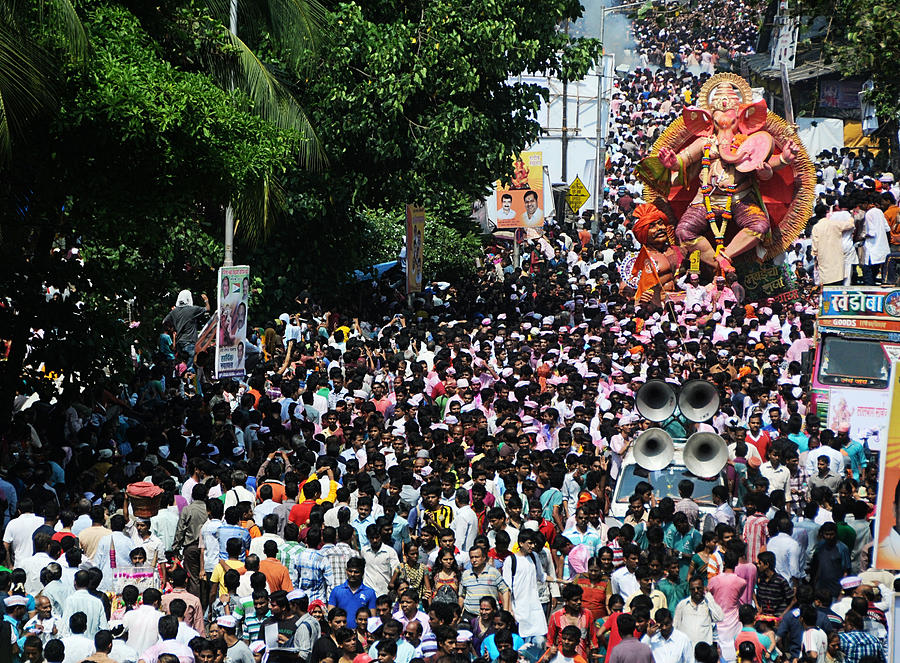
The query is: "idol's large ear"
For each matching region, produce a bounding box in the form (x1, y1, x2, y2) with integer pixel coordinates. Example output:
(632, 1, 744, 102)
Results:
(682, 107, 713, 136)
(737, 99, 768, 134)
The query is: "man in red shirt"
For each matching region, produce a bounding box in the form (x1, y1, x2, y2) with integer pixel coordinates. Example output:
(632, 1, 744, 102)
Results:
(289, 482, 320, 527)
(745, 413, 771, 461)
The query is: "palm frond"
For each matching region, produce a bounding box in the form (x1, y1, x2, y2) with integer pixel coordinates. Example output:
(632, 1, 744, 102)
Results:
(40, 0, 89, 62)
(266, 0, 329, 66)
(0, 22, 58, 164)
(221, 28, 326, 171)
(233, 173, 287, 244)
(204, 0, 328, 65)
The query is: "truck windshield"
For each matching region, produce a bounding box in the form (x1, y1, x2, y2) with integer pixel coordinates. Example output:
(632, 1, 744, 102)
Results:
(616, 465, 719, 505)
(818, 337, 889, 388)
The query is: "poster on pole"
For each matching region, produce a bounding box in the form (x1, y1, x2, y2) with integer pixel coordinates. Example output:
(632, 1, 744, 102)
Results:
(405, 206, 425, 295)
(495, 152, 544, 230)
(216, 265, 250, 379)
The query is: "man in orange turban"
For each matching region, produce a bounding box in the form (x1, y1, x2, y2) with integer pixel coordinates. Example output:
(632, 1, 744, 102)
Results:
(630, 203, 687, 300)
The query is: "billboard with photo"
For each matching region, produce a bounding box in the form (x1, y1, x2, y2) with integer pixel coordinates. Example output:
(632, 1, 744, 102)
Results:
(495, 151, 544, 230)
(216, 265, 250, 379)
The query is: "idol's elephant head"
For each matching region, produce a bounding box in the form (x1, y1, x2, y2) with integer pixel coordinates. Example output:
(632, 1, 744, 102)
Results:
(682, 83, 769, 165)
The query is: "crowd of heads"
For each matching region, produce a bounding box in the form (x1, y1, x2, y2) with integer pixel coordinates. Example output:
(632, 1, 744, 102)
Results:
(2, 1, 898, 663)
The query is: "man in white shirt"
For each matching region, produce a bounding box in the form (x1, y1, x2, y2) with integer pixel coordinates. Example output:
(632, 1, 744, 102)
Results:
(21, 534, 55, 595)
(642, 608, 693, 663)
(452, 489, 478, 553)
(805, 437, 845, 477)
(61, 613, 96, 663)
(362, 526, 399, 598)
(3, 499, 44, 565)
(497, 194, 516, 222)
(766, 517, 803, 585)
(610, 546, 641, 599)
(677, 272, 709, 310)
(759, 449, 790, 496)
(863, 191, 890, 284)
(122, 588, 164, 654)
(673, 578, 724, 644)
(62, 571, 108, 638)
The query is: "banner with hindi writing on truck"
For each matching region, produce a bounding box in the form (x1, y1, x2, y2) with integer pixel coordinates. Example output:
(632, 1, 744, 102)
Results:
(216, 265, 250, 379)
(819, 287, 900, 338)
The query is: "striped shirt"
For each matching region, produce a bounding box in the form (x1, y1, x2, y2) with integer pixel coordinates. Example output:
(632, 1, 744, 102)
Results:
(278, 540, 306, 585)
(742, 514, 769, 564)
(788, 465, 809, 510)
(241, 608, 271, 642)
(755, 571, 792, 616)
(561, 526, 603, 556)
(409, 505, 454, 535)
(459, 565, 509, 616)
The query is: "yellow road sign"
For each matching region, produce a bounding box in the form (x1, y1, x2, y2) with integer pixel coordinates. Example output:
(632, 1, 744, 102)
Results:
(567, 176, 589, 213)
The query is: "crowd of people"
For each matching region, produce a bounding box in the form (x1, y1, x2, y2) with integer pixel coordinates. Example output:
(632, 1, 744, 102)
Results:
(3, 2, 900, 663)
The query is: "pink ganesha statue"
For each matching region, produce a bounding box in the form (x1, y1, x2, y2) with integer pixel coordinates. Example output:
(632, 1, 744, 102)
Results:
(637, 73, 815, 276)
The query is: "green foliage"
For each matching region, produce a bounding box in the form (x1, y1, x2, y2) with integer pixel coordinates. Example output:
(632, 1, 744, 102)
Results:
(239, 0, 599, 312)
(0, 1, 306, 422)
(360, 207, 482, 281)
(799, 0, 900, 117)
(292, 0, 601, 212)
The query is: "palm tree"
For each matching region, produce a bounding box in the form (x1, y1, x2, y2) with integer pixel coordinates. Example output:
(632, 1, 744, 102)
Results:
(202, 0, 329, 256)
(0, 0, 87, 164)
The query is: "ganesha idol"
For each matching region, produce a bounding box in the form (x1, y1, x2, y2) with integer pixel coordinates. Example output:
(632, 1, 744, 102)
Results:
(637, 73, 815, 275)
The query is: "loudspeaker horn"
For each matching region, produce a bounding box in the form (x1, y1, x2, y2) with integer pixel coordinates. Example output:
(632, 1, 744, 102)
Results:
(633, 427, 675, 472)
(635, 380, 677, 422)
(683, 431, 729, 478)
(677, 379, 721, 423)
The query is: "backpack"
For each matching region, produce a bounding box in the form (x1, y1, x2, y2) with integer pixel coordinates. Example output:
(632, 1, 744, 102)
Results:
(431, 583, 459, 605)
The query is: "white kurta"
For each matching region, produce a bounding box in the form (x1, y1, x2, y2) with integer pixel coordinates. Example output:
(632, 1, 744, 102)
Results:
(501, 552, 547, 638)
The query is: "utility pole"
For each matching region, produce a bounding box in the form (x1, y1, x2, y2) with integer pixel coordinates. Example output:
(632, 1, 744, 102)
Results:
(223, 0, 238, 267)
(561, 19, 569, 183)
(593, 53, 615, 235)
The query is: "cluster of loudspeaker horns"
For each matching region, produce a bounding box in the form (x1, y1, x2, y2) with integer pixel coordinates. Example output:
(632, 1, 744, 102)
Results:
(632, 379, 729, 478)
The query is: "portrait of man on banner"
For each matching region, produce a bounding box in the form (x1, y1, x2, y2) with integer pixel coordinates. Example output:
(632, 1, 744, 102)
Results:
(495, 151, 543, 229)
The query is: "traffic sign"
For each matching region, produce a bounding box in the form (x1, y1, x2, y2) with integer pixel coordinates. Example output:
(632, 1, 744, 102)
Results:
(567, 176, 589, 213)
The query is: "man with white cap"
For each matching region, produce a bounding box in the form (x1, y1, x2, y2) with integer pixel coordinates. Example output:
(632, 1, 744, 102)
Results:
(4, 595, 28, 655)
(218, 615, 254, 663)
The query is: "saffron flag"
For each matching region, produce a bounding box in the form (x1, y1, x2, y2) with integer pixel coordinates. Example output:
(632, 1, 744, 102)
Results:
(631, 247, 661, 304)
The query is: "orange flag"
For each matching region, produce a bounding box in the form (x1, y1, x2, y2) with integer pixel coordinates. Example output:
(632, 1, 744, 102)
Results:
(631, 247, 661, 304)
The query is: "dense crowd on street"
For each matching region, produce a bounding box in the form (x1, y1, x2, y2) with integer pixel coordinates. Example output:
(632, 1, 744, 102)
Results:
(2, 3, 899, 663)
